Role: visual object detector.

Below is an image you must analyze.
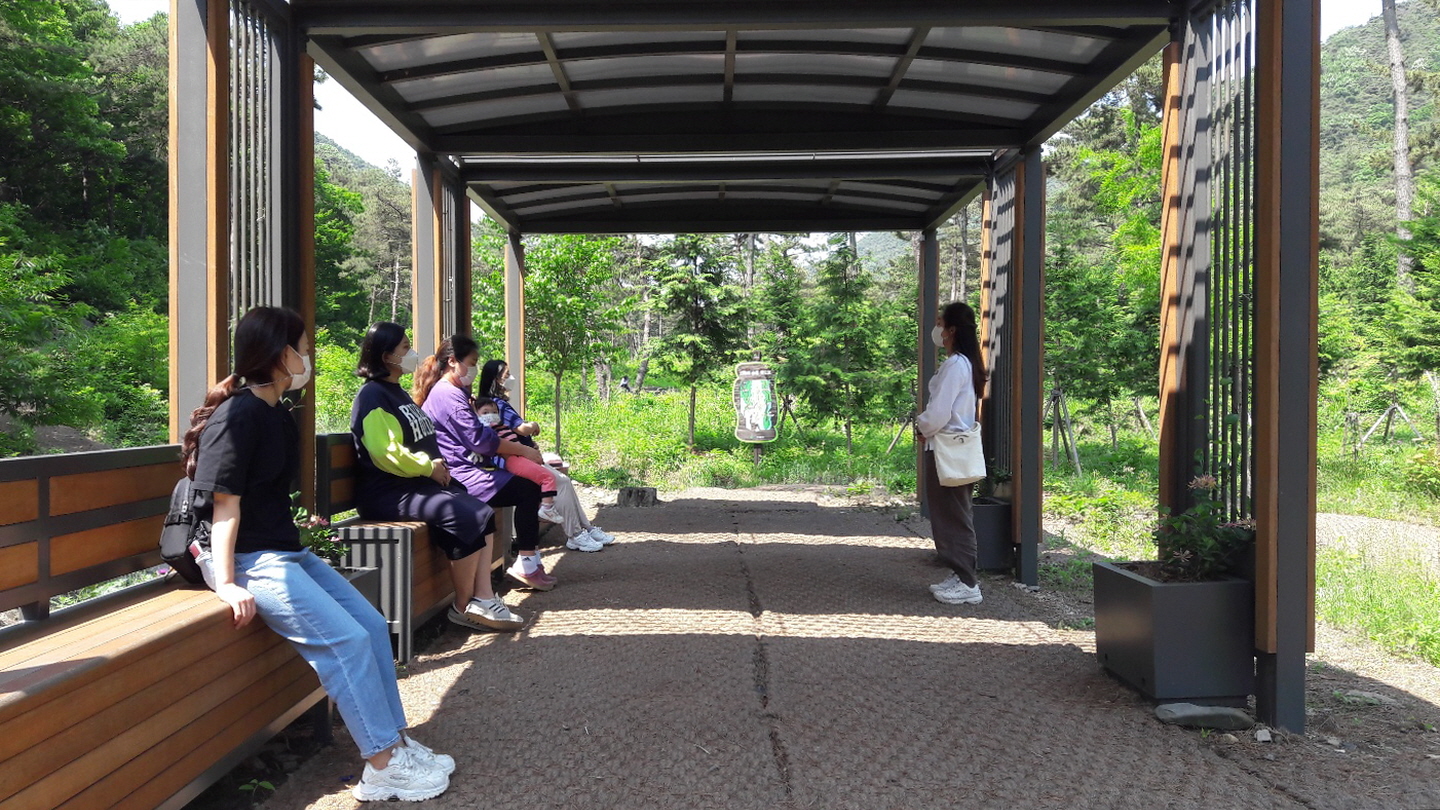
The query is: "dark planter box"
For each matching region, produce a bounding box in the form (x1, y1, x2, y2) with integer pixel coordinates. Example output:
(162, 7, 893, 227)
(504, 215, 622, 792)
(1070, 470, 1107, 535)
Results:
(973, 497, 1014, 571)
(342, 566, 382, 612)
(1092, 560, 1255, 703)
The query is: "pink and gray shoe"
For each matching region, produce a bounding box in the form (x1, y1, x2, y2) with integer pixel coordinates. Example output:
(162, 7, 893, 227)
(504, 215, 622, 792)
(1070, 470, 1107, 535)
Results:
(505, 560, 556, 591)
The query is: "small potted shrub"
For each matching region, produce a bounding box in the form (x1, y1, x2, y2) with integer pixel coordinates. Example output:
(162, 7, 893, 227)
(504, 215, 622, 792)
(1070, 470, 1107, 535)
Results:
(1092, 474, 1256, 703)
(973, 467, 1013, 571)
(293, 494, 381, 609)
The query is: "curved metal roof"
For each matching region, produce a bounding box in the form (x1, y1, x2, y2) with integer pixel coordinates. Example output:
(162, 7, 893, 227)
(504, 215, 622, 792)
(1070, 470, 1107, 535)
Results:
(298, 0, 1175, 233)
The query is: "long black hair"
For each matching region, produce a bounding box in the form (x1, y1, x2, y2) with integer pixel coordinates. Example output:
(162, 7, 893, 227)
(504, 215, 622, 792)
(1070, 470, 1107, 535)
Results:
(356, 322, 406, 380)
(478, 358, 509, 400)
(182, 306, 305, 478)
(942, 301, 986, 397)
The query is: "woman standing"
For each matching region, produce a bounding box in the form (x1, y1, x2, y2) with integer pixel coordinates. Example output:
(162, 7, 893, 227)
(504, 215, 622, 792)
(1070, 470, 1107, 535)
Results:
(350, 322, 529, 625)
(916, 301, 987, 606)
(185, 307, 452, 802)
(412, 337, 561, 587)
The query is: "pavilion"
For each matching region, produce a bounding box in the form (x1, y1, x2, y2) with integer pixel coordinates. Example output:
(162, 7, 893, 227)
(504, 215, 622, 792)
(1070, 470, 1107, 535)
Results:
(166, 0, 1318, 732)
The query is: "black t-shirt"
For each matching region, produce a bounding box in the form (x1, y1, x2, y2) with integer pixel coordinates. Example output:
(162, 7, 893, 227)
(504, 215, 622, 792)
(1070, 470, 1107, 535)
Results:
(351, 379, 442, 490)
(191, 389, 302, 553)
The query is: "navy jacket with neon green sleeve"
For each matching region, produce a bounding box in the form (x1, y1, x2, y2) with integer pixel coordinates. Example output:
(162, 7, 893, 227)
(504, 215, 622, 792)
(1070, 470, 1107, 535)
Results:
(350, 379, 440, 485)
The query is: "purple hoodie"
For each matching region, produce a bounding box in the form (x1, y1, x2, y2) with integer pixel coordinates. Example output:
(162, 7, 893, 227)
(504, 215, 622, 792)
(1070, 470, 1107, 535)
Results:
(420, 378, 513, 502)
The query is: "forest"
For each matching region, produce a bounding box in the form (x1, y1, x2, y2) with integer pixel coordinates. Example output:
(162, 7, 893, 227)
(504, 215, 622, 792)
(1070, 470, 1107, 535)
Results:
(4, 0, 1440, 512)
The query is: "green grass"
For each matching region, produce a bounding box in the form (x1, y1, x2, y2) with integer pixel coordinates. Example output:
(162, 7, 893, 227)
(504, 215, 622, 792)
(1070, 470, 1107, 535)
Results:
(529, 386, 918, 493)
(1316, 547, 1440, 666)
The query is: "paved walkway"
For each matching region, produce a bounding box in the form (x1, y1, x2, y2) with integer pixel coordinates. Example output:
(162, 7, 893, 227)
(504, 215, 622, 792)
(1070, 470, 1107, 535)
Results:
(261, 488, 1440, 810)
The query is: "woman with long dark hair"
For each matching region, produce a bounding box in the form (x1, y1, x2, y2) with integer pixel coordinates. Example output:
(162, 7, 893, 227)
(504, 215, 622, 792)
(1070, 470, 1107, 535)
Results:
(476, 357, 617, 549)
(184, 307, 451, 802)
(412, 337, 561, 587)
(916, 301, 988, 605)
(349, 322, 532, 620)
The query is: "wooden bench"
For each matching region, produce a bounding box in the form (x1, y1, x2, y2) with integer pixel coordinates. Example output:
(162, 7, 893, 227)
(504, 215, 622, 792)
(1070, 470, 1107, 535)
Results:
(316, 434, 514, 662)
(0, 446, 326, 810)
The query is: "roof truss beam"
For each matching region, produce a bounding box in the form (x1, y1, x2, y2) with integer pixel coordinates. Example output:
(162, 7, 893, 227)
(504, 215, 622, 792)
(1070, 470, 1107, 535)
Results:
(458, 157, 991, 183)
(296, 0, 1177, 36)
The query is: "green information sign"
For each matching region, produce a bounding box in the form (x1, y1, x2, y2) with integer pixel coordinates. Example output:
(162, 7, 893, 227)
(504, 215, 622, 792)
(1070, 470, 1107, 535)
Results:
(733, 362, 779, 443)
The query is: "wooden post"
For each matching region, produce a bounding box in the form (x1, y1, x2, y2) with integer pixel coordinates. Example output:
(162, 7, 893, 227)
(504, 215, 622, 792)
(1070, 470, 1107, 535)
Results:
(505, 232, 527, 409)
(1254, 0, 1319, 732)
(1157, 40, 1186, 516)
(295, 51, 317, 511)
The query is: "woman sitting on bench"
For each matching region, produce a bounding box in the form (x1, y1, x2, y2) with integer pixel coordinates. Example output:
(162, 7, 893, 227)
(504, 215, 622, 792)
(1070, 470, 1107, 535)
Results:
(184, 306, 453, 803)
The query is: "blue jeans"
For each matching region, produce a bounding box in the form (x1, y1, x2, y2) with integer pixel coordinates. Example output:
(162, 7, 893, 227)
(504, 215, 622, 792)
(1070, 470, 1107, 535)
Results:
(232, 549, 408, 758)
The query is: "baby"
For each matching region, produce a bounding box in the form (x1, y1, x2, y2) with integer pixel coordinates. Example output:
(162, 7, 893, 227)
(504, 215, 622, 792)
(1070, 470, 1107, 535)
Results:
(475, 397, 562, 523)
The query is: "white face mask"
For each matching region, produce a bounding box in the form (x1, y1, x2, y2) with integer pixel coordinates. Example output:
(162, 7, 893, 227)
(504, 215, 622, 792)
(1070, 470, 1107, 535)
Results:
(931, 325, 946, 347)
(285, 349, 312, 391)
(389, 348, 420, 374)
(477, 412, 502, 427)
(457, 363, 478, 387)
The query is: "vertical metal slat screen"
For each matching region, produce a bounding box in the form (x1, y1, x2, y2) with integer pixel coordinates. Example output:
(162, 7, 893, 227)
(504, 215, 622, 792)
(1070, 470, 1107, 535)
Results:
(1206, 0, 1257, 521)
(985, 168, 1018, 473)
(228, 0, 285, 321)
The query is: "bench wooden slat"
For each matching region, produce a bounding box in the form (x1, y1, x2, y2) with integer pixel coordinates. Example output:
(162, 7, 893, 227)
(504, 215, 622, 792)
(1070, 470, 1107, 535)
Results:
(48, 514, 166, 576)
(0, 588, 215, 694)
(0, 480, 39, 527)
(0, 543, 38, 591)
(47, 462, 176, 517)
(103, 667, 323, 810)
(0, 628, 291, 802)
(6, 644, 314, 809)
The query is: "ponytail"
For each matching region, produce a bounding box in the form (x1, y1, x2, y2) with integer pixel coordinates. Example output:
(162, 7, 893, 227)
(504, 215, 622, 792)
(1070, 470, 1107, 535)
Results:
(411, 355, 444, 405)
(182, 374, 241, 479)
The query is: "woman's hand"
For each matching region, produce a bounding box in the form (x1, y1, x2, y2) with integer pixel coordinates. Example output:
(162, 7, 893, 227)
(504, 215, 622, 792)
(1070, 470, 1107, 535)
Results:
(216, 582, 257, 628)
(430, 458, 452, 487)
(520, 445, 544, 465)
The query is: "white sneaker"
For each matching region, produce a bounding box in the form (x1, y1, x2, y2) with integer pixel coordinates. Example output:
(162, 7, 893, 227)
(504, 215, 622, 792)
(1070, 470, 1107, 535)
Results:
(587, 526, 616, 545)
(466, 597, 525, 631)
(537, 503, 563, 523)
(929, 573, 961, 594)
(352, 744, 449, 802)
(933, 580, 983, 605)
(402, 732, 455, 775)
(565, 531, 604, 552)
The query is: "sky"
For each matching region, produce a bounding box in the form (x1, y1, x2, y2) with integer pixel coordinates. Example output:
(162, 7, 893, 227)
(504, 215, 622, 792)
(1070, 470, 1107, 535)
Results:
(107, 0, 1387, 178)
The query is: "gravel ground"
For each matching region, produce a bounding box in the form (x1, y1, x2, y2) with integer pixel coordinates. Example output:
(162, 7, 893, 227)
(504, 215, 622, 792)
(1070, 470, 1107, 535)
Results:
(239, 486, 1438, 810)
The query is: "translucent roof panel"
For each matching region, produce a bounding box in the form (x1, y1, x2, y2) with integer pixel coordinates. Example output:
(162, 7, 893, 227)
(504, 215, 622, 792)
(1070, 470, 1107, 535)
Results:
(829, 194, 931, 213)
(731, 84, 875, 106)
(733, 53, 897, 79)
(549, 31, 724, 50)
(503, 184, 611, 205)
(904, 59, 1073, 94)
(887, 89, 1039, 121)
(421, 93, 570, 127)
(393, 63, 556, 103)
(576, 85, 725, 110)
(923, 27, 1110, 64)
(564, 55, 726, 83)
(837, 181, 946, 201)
(513, 198, 620, 216)
(360, 33, 542, 72)
(740, 29, 914, 45)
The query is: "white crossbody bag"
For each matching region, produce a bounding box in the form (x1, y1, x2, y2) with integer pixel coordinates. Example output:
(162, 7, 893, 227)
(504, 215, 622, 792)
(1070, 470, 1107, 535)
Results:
(932, 423, 985, 487)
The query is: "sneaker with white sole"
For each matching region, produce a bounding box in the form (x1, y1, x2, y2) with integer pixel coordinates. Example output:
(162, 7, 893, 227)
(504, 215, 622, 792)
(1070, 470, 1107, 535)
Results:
(401, 733, 455, 776)
(929, 572, 962, 594)
(505, 560, 556, 591)
(587, 526, 616, 545)
(352, 743, 449, 802)
(465, 597, 525, 631)
(933, 580, 983, 605)
(537, 503, 563, 523)
(565, 531, 603, 552)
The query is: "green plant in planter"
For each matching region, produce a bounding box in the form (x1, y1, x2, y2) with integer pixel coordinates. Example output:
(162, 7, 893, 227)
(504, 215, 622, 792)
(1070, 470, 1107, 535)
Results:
(1154, 474, 1255, 581)
(978, 465, 1012, 499)
(292, 492, 344, 566)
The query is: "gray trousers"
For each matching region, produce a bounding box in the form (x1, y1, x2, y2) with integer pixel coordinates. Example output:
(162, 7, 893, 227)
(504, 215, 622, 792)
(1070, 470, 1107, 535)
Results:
(923, 448, 978, 587)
